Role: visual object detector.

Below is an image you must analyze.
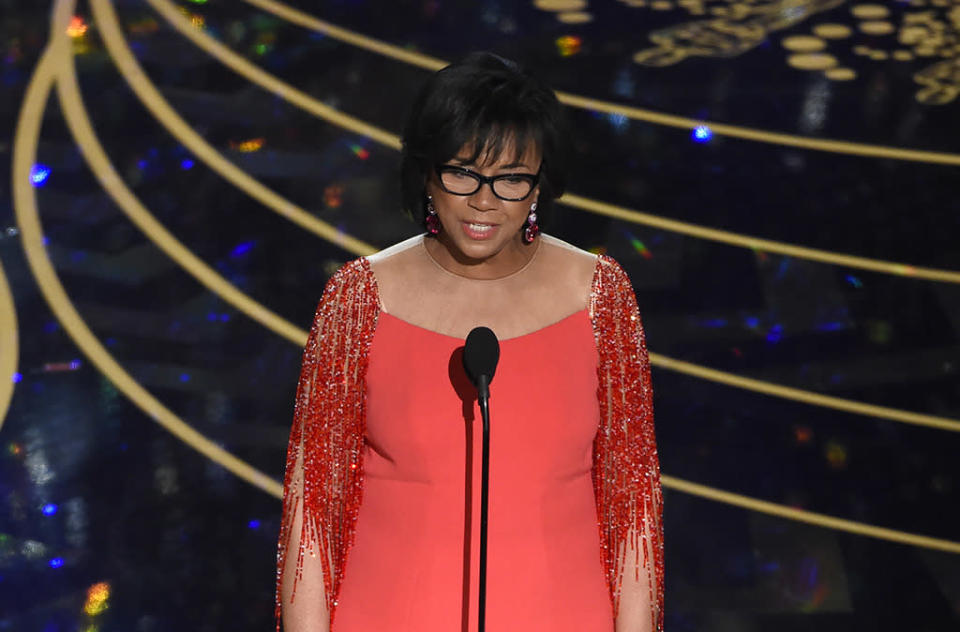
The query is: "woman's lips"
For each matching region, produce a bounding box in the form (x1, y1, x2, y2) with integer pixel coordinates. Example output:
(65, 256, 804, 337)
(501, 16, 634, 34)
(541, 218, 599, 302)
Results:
(461, 221, 499, 240)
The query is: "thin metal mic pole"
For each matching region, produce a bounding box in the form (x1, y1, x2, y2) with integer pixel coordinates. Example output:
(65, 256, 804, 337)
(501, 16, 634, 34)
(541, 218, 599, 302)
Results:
(477, 373, 490, 632)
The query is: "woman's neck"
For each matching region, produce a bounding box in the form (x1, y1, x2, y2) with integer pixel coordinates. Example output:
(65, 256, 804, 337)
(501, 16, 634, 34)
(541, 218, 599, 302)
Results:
(422, 234, 541, 281)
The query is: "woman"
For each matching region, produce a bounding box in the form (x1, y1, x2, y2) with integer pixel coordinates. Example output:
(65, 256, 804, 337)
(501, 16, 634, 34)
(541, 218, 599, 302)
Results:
(276, 52, 663, 631)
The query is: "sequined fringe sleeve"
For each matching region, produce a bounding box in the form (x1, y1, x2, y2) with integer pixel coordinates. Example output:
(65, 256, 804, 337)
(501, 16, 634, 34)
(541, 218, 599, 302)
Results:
(275, 258, 380, 631)
(589, 256, 664, 631)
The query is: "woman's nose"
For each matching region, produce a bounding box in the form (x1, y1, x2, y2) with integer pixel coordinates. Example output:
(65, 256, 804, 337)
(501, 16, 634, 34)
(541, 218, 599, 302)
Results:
(468, 181, 499, 209)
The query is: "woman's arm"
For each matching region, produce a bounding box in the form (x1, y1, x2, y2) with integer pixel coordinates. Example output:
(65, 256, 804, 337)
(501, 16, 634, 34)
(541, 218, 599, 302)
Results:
(275, 259, 380, 631)
(279, 448, 330, 632)
(591, 256, 664, 632)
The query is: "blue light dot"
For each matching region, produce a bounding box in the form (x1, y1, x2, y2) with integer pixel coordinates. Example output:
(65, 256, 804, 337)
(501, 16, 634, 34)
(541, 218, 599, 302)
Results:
(766, 324, 784, 344)
(137, 159, 148, 169)
(219, 313, 230, 322)
(231, 241, 255, 257)
(206, 311, 218, 322)
(692, 125, 713, 142)
(744, 317, 759, 329)
(48, 557, 64, 569)
(248, 519, 261, 530)
(179, 373, 191, 383)
(30, 164, 51, 186)
(180, 159, 195, 170)
(11, 372, 22, 384)
(42, 503, 58, 516)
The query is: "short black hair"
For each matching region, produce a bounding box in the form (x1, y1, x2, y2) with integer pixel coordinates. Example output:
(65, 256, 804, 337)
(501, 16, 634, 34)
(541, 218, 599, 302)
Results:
(400, 52, 568, 226)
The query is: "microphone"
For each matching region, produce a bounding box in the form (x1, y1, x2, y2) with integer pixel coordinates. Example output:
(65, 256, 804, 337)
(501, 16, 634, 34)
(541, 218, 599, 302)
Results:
(463, 326, 500, 413)
(462, 326, 499, 632)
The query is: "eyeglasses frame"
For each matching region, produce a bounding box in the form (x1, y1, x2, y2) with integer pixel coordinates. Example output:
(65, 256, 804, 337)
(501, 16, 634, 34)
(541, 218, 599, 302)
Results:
(433, 164, 541, 202)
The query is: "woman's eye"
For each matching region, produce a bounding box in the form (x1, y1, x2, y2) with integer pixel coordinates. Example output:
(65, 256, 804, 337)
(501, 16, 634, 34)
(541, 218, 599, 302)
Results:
(502, 177, 524, 184)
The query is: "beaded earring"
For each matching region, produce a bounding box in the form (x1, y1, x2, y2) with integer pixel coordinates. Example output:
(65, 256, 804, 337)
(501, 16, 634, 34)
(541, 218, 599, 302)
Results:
(425, 195, 440, 235)
(522, 201, 539, 244)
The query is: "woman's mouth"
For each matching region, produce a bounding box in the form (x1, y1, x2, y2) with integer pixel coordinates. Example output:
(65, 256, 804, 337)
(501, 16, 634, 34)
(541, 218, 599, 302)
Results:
(461, 221, 499, 240)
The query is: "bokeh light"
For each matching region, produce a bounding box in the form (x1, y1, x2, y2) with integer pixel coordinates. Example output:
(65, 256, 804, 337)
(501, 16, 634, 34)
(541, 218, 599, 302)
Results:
(84, 582, 111, 616)
(555, 35, 582, 57)
(692, 125, 713, 142)
(66, 16, 88, 38)
(30, 164, 51, 187)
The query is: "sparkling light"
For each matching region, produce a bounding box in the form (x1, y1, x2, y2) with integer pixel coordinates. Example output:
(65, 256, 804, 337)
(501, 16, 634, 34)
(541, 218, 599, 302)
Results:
(66, 16, 89, 38)
(231, 241, 255, 257)
(692, 125, 713, 142)
(624, 231, 653, 259)
(349, 144, 370, 160)
(42, 503, 58, 516)
(11, 372, 22, 384)
(555, 35, 582, 57)
(324, 184, 345, 208)
(766, 324, 784, 344)
(230, 138, 265, 153)
(248, 519, 261, 530)
(180, 159, 195, 170)
(84, 582, 111, 616)
(30, 164, 51, 186)
(49, 557, 64, 569)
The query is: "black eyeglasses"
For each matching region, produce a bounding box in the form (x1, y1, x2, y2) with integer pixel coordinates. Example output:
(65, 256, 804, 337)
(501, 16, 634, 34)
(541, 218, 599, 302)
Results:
(434, 164, 540, 201)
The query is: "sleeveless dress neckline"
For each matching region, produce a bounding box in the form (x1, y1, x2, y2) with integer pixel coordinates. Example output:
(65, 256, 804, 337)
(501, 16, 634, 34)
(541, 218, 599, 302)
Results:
(377, 308, 590, 343)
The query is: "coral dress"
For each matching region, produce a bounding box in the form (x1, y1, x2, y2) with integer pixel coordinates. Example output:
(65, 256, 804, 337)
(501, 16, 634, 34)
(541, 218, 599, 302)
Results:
(331, 309, 613, 631)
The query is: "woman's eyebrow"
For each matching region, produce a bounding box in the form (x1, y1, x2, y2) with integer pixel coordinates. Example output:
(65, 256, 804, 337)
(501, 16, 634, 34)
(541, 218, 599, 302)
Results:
(448, 158, 533, 170)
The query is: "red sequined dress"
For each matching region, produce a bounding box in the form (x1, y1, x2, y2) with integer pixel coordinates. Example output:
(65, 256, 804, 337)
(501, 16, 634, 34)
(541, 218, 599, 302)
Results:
(277, 253, 663, 631)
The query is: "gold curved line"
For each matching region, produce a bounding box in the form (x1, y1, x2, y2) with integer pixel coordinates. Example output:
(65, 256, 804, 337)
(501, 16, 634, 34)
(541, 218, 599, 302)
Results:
(661, 476, 960, 554)
(241, 0, 960, 168)
(650, 353, 960, 433)
(14, 0, 281, 499)
(26, 5, 960, 551)
(55, 18, 306, 348)
(89, 0, 376, 257)
(0, 259, 19, 431)
(108, 0, 960, 432)
(149, 0, 960, 285)
(562, 194, 960, 284)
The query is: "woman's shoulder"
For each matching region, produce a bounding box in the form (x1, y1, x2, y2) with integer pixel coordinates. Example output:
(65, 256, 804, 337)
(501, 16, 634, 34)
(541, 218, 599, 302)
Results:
(538, 233, 599, 280)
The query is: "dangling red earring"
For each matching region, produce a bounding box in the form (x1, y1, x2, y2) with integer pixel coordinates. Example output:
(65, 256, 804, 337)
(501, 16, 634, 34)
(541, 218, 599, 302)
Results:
(522, 201, 539, 244)
(425, 195, 440, 235)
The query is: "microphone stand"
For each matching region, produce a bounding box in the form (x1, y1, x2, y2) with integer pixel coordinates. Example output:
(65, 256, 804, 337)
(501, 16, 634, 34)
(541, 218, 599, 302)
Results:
(477, 374, 491, 632)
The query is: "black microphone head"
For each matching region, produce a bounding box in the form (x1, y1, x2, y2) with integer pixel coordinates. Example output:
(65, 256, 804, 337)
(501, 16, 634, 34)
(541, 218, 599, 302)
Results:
(463, 326, 500, 387)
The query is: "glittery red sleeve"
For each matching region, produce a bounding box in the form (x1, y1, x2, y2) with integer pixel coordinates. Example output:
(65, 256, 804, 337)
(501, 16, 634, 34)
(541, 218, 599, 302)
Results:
(275, 258, 380, 630)
(589, 255, 664, 631)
